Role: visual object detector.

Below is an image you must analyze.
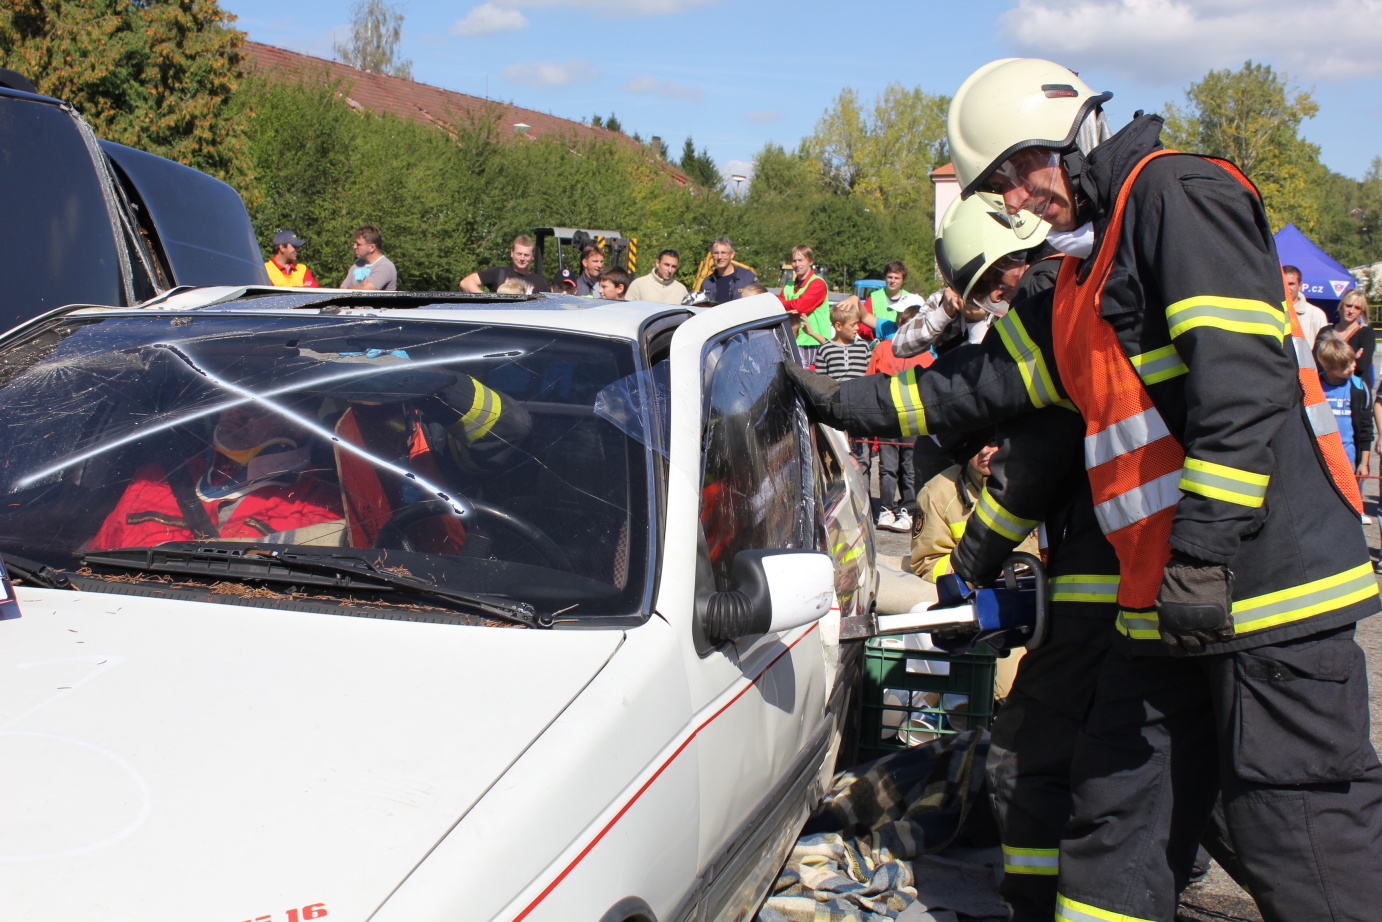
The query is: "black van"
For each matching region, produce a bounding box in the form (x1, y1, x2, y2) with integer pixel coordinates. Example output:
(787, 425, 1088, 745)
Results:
(0, 70, 267, 330)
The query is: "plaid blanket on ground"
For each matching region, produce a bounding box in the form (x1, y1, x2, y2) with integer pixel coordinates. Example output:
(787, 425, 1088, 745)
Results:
(756, 730, 1005, 922)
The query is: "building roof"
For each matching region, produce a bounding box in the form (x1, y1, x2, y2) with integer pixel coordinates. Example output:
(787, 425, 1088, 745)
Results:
(242, 41, 686, 186)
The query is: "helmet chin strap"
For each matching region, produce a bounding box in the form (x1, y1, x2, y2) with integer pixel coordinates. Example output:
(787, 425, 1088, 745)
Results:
(1062, 107, 1110, 227)
(1061, 148, 1096, 228)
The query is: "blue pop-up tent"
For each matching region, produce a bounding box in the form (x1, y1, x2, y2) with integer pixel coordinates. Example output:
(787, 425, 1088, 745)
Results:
(1274, 223, 1356, 320)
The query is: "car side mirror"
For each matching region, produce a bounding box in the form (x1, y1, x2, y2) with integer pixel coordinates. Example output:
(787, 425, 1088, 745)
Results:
(698, 549, 835, 645)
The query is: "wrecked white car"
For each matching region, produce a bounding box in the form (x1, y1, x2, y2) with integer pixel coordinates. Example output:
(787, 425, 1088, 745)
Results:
(0, 287, 876, 922)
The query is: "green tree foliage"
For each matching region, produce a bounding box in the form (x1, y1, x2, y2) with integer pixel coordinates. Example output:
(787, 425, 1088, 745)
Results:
(737, 143, 815, 285)
(1164, 60, 1381, 270)
(0, 0, 251, 190)
(239, 74, 765, 292)
(1163, 61, 1321, 232)
(333, 0, 411, 79)
(1358, 158, 1382, 265)
(679, 136, 721, 191)
(805, 83, 949, 210)
(731, 83, 950, 290)
(237, 76, 728, 291)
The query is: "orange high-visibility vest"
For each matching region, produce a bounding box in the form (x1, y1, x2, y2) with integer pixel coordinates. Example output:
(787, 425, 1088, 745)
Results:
(1050, 149, 1361, 611)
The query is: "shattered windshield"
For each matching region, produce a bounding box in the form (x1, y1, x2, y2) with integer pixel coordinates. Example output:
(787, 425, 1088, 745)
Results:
(0, 313, 652, 620)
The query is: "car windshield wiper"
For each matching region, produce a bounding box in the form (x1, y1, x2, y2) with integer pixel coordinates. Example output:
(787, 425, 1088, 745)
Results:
(81, 544, 550, 628)
(0, 551, 74, 590)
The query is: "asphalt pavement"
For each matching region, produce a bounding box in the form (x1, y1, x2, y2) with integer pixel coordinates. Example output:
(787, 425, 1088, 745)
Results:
(864, 462, 1382, 922)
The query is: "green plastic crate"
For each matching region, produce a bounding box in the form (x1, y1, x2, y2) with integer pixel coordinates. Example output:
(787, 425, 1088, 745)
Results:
(858, 637, 998, 760)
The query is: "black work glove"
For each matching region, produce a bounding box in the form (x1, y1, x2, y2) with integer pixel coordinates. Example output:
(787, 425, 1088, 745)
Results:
(783, 361, 845, 429)
(1156, 551, 1234, 656)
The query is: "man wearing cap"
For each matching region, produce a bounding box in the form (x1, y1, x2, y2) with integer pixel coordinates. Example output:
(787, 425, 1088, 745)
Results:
(787, 57, 1382, 922)
(551, 269, 579, 295)
(265, 231, 320, 288)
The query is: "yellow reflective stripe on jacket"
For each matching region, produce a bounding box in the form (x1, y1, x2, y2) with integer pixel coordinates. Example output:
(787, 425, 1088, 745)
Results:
(889, 368, 927, 436)
(1128, 344, 1187, 385)
(993, 311, 1071, 410)
(1002, 844, 1058, 876)
(1233, 562, 1378, 634)
(974, 488, 1038, 543)
(933, 553, 952, 577)
(1056, 893, 1157, 922)
(1118, 563, 1379, 639)
(458, 382, 503, 444)
(1116, 609, 1160, 639)
(1050, 574, 1120, 603)
(948, 520, 967, 540)
(1179, 458, 1270, 508)
(1165, 295, 1287, 343)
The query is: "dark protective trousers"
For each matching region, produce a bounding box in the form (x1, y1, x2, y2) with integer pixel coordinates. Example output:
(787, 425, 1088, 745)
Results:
(987, 615, 1111, 922)
(877, 436, 916, 514)
(1057, 624, 1382, 922)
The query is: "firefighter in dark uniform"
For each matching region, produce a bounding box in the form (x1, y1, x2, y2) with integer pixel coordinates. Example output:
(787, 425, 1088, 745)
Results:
(788, 58, 1382, 922)
(934, 192, 1123, 922)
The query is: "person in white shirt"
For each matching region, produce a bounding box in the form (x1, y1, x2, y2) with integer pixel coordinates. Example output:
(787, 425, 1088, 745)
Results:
(1283, 264, 1328, 345)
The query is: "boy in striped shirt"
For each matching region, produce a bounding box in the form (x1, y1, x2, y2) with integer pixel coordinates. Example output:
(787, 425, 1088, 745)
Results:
(815, 301, 874, 470)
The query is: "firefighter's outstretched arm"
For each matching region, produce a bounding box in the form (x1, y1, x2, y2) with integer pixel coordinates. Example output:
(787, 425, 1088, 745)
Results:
(432, 376, 532, 473)
(789, 292, 1069, 439)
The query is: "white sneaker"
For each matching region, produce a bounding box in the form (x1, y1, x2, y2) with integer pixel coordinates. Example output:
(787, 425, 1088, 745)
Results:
(1363, 514, 1373, 525)
(877, 508, 897, 531)
(891, 509, 913, 533)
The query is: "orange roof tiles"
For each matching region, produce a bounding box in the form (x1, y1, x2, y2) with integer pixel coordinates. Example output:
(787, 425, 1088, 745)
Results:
(242, 41, 687, 186)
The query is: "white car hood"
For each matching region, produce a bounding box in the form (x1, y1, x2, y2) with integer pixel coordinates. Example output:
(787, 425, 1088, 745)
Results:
(0, 588, 622, 921)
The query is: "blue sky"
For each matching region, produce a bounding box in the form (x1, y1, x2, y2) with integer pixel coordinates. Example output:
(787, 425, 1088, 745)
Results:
(222, 0, 1382, 183)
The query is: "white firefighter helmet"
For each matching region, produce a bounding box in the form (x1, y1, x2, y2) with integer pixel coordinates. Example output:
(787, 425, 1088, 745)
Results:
(935, 192, 1050, 304)
(947, 58, 1112, 198)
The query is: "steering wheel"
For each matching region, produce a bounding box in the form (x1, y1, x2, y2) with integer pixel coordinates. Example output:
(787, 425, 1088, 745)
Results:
(373, 498, 573, 571)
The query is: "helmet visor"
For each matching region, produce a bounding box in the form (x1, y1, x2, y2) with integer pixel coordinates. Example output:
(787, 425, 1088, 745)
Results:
(972, 191, 1046, 244)
(979, 149, 1065, 230)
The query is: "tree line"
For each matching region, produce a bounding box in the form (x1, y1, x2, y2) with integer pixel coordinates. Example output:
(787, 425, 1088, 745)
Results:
(2, 0, 1379, 293)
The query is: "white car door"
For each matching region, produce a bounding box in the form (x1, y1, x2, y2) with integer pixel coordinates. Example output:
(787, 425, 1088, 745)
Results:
(657, 296, 843, 921)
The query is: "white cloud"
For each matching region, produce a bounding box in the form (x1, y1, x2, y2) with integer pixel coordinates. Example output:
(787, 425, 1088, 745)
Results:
(1002, 0, 1382, 84)
(452, 3, 530, 37)
(746, 110, 781, 123)
(490, 0, 716, 17)
(623, 74, 705, 102)
(501, 59, 601, 87)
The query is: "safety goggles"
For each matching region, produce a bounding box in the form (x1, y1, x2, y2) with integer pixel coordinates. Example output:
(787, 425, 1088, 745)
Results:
(979, 149, 1065, 229)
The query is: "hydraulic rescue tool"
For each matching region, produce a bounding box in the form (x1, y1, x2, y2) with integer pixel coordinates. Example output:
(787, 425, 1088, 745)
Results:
(874, 552, 1048, 653)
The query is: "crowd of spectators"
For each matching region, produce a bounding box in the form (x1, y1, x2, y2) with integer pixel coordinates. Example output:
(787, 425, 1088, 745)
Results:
(257, 225, 1380, 548)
